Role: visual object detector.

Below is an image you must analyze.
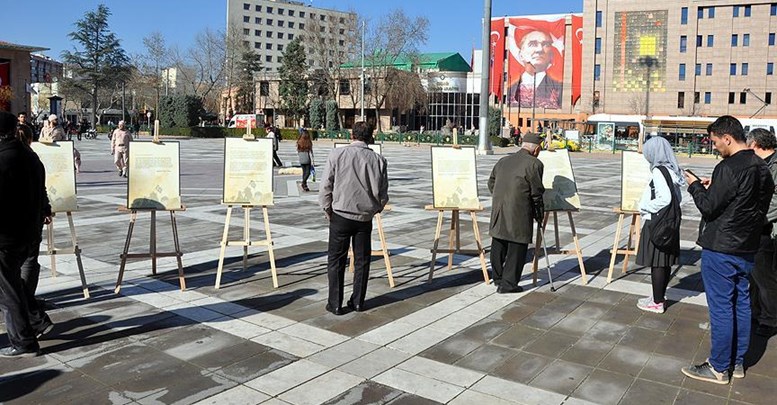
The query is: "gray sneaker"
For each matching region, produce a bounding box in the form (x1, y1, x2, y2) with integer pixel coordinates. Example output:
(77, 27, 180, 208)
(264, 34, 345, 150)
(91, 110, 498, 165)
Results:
(682, 361, 730, 385)
(732, 363, 745, 379)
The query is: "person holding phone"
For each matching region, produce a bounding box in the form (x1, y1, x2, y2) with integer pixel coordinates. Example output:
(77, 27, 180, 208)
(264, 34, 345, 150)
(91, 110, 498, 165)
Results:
(681, 116, 774, 385)
(635, 136, 684, 314)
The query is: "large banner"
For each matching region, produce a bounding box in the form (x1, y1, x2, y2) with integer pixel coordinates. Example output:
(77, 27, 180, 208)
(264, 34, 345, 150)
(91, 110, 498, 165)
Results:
(538, 149, 580, 211)
(621, 151, 652, 212)
(127, 141, 181, 210)
(571, 15, 583, 106)
(431, 146, 480, 210)
(489, 18, 506, 99)
(613, 10, 668, 92)
(0, 61, 10, 111)
(223, 138, 274, 206)
(507, 16, 566, 109)
(31, 141, 78, 213)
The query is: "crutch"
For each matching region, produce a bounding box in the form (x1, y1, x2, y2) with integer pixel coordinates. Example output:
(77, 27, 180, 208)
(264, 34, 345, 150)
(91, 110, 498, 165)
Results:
(538, 219, 557, 292)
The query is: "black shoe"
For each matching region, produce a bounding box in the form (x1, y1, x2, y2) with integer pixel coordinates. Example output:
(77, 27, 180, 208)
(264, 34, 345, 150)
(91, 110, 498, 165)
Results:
(36, 319, 55, 339)
(347, 300, 364, 312)
(325, 303, 344, 316)
(755, 324, 777, 337)
(497, 285, 524, 294)
(0, 346, 40, 358)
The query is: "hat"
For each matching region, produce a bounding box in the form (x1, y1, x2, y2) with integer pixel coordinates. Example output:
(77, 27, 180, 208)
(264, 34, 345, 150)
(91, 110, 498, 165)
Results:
(522, 133, 542, 145)
(48, 115, 58, 122)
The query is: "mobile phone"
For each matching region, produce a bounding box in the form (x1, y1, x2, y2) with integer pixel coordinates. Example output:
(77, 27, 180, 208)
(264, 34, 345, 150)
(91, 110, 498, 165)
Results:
(685, 169, 701, 181)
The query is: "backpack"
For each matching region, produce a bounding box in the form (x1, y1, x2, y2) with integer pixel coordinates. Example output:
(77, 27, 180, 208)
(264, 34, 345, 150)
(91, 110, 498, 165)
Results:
(649, 166, 682, 250)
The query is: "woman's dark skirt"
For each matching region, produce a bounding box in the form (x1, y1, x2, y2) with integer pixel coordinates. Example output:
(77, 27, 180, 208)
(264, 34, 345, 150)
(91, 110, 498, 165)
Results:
(636, 219, 679, 267)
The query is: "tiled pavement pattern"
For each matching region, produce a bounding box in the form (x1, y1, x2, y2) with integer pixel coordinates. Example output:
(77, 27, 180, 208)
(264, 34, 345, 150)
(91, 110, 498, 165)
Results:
(1, 136, 775, 404)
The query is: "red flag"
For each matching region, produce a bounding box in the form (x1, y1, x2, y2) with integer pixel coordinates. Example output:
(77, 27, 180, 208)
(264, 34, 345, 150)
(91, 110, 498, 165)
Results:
(489, 18, 505, 99)
(571, 15, 583, 106)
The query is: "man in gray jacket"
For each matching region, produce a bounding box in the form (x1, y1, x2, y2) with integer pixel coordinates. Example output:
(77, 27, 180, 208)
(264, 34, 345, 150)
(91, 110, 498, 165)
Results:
(488, 133, 545, 293)
(747, 128, 777, 337)
(319, 122, 388, 315)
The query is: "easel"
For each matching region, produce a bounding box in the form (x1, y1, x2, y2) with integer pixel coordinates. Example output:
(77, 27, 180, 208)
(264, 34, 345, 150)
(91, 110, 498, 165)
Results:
(44, 212, 90, 298)
(531, 210, 588, 286)
(347, 206, 394, 287)
(215, 205, 278, 289)
(607, 208, 641, 283)
(426, 205, 490, 284)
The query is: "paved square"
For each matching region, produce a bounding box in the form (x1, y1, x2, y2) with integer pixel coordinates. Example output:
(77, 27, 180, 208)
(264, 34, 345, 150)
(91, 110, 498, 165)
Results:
(1, 136, 776, 404)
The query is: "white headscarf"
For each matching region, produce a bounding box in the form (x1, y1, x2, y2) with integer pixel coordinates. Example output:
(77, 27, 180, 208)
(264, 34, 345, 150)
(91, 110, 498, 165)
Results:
(643, 136, 686, 187)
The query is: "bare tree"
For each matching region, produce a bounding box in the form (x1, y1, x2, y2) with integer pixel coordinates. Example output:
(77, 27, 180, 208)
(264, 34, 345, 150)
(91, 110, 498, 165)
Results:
(141, 31, 168, 114)
(627, 93, 647, 116)
(168, 27, 227, 113)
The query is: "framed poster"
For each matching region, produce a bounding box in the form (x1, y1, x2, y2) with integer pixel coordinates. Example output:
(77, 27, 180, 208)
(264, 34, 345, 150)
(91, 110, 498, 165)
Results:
(597, 122, 615, 145)
(430, 146, 480, 210)
(334, 142, 383, 154)
(538, 149, 581, 211)
(127, 141, 182, 210)
(222, 137, 274, 206)
(621, 151, 652, 212)
(31, 141, 78, 212)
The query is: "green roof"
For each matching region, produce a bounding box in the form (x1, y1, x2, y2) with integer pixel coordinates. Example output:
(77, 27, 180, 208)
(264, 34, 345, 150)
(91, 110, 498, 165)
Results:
(341, 52, 471, 72)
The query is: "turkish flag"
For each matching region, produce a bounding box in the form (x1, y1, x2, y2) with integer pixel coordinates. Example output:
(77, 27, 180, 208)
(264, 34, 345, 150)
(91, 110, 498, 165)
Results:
(489, 18, 505, 99)
(571, 15, 583, 106)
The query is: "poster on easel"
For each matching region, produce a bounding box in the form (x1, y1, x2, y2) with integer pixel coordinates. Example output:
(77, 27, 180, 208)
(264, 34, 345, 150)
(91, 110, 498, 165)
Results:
(334, 142, 383, 154)
(430, 146, 479, 210)
(31, 141, 78, 212)
(621, 151, 652, 212)
(538, 149, 581, 211)
(127, 141, 181, 210)
(222, 137, 274, 206)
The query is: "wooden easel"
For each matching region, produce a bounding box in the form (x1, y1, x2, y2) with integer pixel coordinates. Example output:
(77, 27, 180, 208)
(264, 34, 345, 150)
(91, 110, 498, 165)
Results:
(347, 206, 394, 287)
(426, 205, 490, 284)
(44, 212, 90, 298)
(215, 205, 278, 289)
(607, 208, 641, 283)
(115, 206, 186, 293)
(531, 210, 588, 286)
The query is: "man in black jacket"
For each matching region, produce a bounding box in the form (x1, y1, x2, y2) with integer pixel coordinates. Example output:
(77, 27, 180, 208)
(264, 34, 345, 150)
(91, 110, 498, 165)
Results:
(0, 111, 46, 357)
(682, 116, 774, 384)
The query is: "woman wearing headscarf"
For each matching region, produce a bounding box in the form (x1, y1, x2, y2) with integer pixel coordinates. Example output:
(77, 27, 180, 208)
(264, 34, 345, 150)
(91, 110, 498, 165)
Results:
(636, 136, 685, 313)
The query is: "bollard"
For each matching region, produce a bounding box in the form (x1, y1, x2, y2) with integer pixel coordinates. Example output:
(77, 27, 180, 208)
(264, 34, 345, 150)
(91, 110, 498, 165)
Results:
(688, 142, 692, 158)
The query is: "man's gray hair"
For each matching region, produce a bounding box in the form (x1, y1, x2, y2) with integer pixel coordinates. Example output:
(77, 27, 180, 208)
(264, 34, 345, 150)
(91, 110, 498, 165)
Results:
(746, 128, 777, 151)
(522, 142, 540, 151)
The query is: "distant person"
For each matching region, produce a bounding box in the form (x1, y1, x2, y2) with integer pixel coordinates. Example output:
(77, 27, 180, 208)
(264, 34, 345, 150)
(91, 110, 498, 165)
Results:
(266, 124, 283, 167)
(296, 130, 315, 192)
(319, 122, 388, 315)
(40, 115, 66, 142)
(509, 30, 563, 109)
(746, 128, 777, 337)
(682, 116, 774, 384)
(111, 121, 132, 177)
(635, 136, 684, 314)
(488, 133, 545, 293)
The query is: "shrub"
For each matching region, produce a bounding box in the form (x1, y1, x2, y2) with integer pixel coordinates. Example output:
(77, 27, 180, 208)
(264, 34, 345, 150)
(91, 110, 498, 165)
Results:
(159, 95, 204, 128)
(309, 99, 324, 129)
(325, 100, 339, 131)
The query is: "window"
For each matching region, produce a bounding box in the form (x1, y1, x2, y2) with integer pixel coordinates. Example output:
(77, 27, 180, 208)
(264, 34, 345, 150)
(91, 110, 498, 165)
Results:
(277, 44, 283, 51)
(679, 64, 686, 80)
(320, 14, 326, 21)
(299, 23, 305, 29)
(709, 7, 715, 18)
(289, 22, 295, 28)
(707, 35, 714, 47)
(729, 92, 736, 104)
(697, 35, 703, 47)
(767, 92, 773, 105)
(340, 17, 345, 24)
(745, 5, 751, 17)
(596, 11, 602, 27)
(339, 28, 345, 35)
(278, 8, 284, 15)
(277, 56, 283, 63)
(243, 28, 250, 35)
(706, 63, 713, 76)
(339, 39, 344, 46)
(267, 6, 273, 13)
(694, 92, 700, 104)
(773, 4, 777, 16)
(278, 20, 284, 27)
(595, 38, 602, 54)
(732, 34, 738, 47)
(255, 42, 261, 49)
(734, 5, 740, 17)
(255, 29, 261, 36)
(769, 62, 775, 75)
(704, 92, 712, 104)
(742, 63, 749, 75)
(266, 43, 272, 50)
(594, 64, 601, 81)
(320, 26, 325, 33)
(338, 79, 350, 95)
(243, 16, 250, 23)
(681, 7, 688, 24)
(698, 7, 704, 19)
(255, 5, 261, 12)
(266, 19, 273, 25)
(695, 63, 702, 75)
(680, 36, 687, 52)
(288, 33, 294, 40)
(289, 10, 294, 16)
(243, 3, 249, 10)
(300, 11, 305, 18)
(678, 92, 685, 108)
(255, 17, 261, 24)
(740, 92, 747, 104)
(265, 55, 272, 62)
(743, 34, 749, 47)
(731, 63, 737, 75)
(770, 33, 776, 46)
(266, 30, 273, 37)
(259, 81, 269, 96)
(277, 32, 283, 39)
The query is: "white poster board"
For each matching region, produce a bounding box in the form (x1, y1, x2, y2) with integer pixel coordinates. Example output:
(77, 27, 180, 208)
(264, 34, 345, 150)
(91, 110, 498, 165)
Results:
(127, 141, 182, 210)
(223, 138, 274, 206)
(621, 151, 652, 212)
(431, 146, 480, 210)
(538, 149, 581, 211)
(31, 141, 78, 212)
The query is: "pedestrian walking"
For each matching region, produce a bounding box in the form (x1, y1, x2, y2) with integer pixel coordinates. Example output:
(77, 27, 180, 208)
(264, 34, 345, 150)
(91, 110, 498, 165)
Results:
(681, 115, 774, 384)
(40, 115, 66, 142)
(319, 122, 389, 315)
(488, 133, 545, 293)
(635, 136, 684, 314)
(297, 130, 314, 192)
(111, 120, 132, 177)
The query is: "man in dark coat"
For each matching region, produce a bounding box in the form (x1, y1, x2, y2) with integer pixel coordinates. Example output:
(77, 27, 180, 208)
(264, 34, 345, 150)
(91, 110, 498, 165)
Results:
(488, 133, 545, 293)
(0, 111, 47, 357)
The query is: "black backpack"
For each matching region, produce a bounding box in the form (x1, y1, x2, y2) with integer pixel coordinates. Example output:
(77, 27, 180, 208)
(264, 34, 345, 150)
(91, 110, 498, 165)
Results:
(649, 166, 682, 250)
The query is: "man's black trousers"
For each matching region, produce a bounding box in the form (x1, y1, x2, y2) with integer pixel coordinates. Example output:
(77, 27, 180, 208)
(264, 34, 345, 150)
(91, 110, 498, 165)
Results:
(490, 237, 529, 290)
(327, 213, 372, 308)
(0, 245, 38, 350)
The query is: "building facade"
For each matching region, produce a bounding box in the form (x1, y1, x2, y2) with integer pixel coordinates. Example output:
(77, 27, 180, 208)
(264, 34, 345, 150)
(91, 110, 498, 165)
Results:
(0, 41, 47, 113)
(226, 0, 357, 72)
(582, 0, 777, 118)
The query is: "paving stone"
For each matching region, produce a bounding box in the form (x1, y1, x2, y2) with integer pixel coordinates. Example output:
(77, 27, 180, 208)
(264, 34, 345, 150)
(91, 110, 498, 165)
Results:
(492, 302, 540, 323)
(491, 323, 544, 350)
(397, 357, 484, 388)
(245, 359, 331, 396)
(491, 350, 554, 384)
(372, 368, 463, 404)
(560, 336, 617, 367)
(454, 344, 518, 373)
(638, 353, 690, 386)
(471, 375, 568, 405)
(599, 345, 652, 377)
(672, 389, 728, 405)
(572, 368, 633, 405)
(418, 335, 483, 365)
(216, 349, 297, 384)
(459, 319, 512, 342)
(0, 367, 105, 404)
(523, 331, 579, 357)
(550, 315, 599, 337)
(320, 381, 404, 405)
(447, 390, 516, 405)
(729, 372, 777, 404)
(618, 379, 680, 405)
(192, 385, 270, 405)
(529, 359, 593, 396)
(307, 339, 381, 369)
(338, 347, 412, 379)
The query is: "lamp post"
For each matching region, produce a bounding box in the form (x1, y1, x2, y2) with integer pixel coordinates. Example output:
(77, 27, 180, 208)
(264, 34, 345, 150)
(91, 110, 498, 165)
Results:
(360, 20, 366, 122)
(477, 0, 493, 154)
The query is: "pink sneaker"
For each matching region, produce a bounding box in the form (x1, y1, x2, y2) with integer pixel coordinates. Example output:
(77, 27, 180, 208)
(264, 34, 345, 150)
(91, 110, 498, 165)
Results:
(637, 296, 665, 314)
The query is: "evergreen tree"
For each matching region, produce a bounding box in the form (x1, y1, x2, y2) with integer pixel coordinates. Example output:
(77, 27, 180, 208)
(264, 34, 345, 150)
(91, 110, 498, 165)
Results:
(61, 4, 131, 127)
(235, 50, 262, 113)
(278, 38, 309, 125)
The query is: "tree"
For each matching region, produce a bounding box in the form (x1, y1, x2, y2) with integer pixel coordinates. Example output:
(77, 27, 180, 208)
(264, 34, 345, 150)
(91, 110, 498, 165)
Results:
(325, 100, 339, 131)
(142, 31, 168, 115)
(168, 28, 227, 113)
(384, 69, 427, 123)
(235, 50, 262, 113)
(309, 99, 324, 129)
(279, 38, 309, 125)
(61, 4, 131, 127)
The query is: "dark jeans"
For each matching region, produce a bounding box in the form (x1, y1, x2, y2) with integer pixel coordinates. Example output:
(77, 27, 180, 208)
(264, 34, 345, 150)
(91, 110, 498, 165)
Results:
(0, 245, 38, 350)
(752, 235, 777, 327)
(272, 150, 283, 167)
(701, 249, 753, 372)
(20, 239, 50, 330)
(490, 237, 528, 290)
(327, 213, 372, 308)
(301, 164, 311, 186)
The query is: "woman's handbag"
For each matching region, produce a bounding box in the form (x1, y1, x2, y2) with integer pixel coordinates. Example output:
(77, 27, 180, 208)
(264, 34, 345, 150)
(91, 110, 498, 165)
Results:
(649, 166, 682, 250)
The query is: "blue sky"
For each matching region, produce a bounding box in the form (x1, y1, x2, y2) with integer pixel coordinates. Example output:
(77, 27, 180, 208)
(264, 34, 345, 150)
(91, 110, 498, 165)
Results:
(4, 0, 581, 60)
